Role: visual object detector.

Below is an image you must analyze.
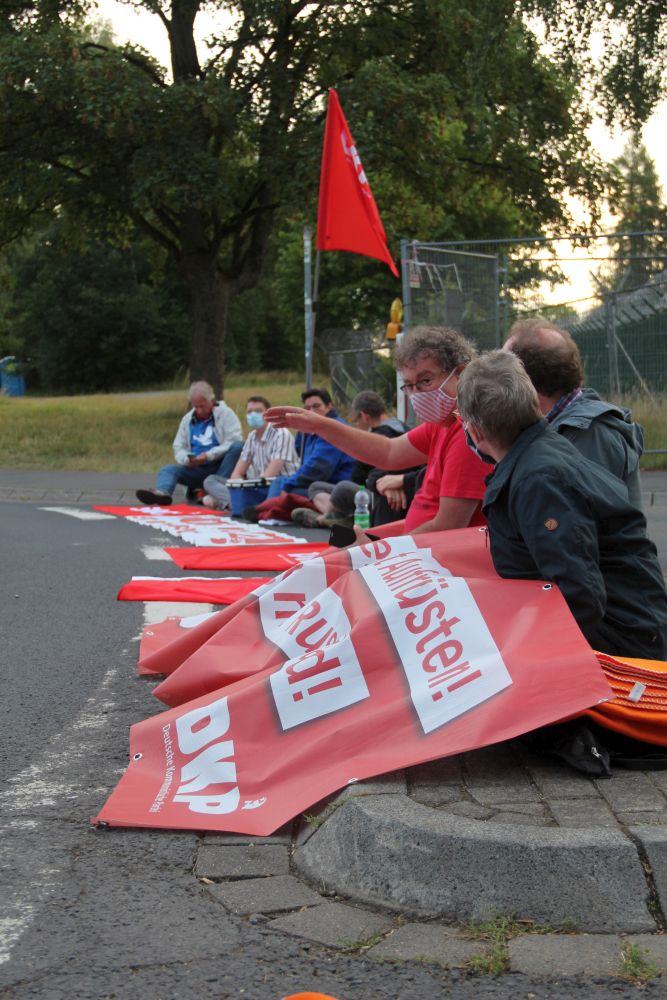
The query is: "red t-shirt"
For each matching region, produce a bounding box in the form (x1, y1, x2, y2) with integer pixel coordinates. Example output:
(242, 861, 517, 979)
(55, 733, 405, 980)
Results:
(404, 421, 492, 531)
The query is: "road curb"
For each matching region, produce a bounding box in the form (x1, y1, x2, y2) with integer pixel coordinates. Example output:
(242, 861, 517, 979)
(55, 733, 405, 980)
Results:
(293, 792, 657, 933)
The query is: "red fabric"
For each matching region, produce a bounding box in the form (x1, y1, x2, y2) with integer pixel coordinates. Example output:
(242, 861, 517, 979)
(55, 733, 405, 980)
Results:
(94, 504, 225, 517)
(117, 576, 270, 604)
(95, 533, 610, 835)
(166, 543, 331, 571)
(404, 422, 492, 532)
(152, 532, 495, 708)
(317, 89, 398, 277)
(255, 493, 316, 521)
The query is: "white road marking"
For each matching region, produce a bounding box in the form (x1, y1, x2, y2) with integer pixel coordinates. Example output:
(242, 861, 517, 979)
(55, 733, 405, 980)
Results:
(0, 667, 119, 965)
(40, 507, 115, 520)
(140, 545, 171, 561)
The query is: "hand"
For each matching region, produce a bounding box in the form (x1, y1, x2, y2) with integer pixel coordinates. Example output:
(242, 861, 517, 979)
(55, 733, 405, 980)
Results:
(385, 487, 407, 512)
(376, 473, 405, 495)
(263, 405, 324, 432)
(352, 524, 372, 546)
(187, 453, 209, 466)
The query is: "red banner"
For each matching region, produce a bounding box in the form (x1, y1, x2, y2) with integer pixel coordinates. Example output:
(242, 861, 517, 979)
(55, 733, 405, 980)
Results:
(95, 534, 611, 834)
(317, 89, 398, 276)
(94, 505, 303, 547)
(139, 611, 219, 676)
(117, 576, 269, 604)
(165, 542, 331, 571)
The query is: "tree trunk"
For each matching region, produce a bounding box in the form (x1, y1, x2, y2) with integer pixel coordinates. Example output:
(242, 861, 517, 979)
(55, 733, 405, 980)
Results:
(180, 250, 230, 398)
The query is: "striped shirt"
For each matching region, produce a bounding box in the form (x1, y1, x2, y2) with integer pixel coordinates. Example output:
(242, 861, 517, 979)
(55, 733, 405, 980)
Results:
(239, 424, 299, 477)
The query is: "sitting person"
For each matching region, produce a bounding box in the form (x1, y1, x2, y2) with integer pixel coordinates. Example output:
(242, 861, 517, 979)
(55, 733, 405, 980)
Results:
(243, 387, 356, 521)
(264, 326, 494, 537)
(504, 318, 644, 508)
(201, 395, 299, 511)
(135, 381, 242, 506)
(456, 350, 667, 659)
(291, 389, 408, 528)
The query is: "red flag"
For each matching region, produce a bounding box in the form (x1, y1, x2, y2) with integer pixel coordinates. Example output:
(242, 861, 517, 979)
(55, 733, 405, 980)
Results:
(317, 89, 398, 277)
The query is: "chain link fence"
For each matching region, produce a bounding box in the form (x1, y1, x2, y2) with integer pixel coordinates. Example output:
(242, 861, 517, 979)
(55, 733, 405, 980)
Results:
(317, 327, 396, 412)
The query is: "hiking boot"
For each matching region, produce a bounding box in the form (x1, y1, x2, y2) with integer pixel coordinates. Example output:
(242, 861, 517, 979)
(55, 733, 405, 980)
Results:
(241, 505, 260, 523)
(291, 507, 321, 528)
(136, 489, 172, 506)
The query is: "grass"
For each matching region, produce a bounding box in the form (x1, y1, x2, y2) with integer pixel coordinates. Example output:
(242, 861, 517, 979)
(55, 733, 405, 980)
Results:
(0, 373, 330, 472)
(463, 914, 579, 977)
(616, 941, 661, 983)
(0, 382, 665, 473)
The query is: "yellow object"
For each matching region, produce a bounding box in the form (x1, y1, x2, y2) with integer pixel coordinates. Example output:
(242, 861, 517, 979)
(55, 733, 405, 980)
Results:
(386, 297, 403, 340)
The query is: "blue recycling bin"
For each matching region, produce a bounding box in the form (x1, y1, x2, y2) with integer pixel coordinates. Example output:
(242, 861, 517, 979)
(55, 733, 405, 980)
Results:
(1, 373, 26, 396)
(0, 356, 26, 396)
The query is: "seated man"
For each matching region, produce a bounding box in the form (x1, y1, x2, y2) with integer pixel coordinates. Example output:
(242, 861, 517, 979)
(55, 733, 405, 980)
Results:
(265, 327, 493, 537)
(201, 395, 299, 510)
(243, 388, 356, 520)
(135, 381, 243, 506)
(291, 389, 408, 528)
(456, 351, 667, 659)
(504, 318, 644, 508)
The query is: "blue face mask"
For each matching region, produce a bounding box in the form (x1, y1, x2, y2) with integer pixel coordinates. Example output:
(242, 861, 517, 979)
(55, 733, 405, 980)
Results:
(463, 426, 496, 466)
(246, 410, 265, 429)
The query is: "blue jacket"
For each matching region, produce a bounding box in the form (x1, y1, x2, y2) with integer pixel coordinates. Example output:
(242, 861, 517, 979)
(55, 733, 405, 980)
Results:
(282, 409, 355, 492)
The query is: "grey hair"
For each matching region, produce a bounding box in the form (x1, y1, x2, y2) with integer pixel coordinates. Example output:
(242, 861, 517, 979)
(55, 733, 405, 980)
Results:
(351, 390, 387, 419)
(457, 351, 541, 449)
(187, 381, 216, 403)
(393, 325, 476, 373)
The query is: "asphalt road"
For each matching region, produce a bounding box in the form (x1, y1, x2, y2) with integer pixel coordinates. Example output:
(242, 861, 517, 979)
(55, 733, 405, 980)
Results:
(1, 501, 665, 1000)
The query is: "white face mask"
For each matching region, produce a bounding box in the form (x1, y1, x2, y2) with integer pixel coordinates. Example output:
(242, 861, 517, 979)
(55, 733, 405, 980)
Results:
(408, 370, 457, 424)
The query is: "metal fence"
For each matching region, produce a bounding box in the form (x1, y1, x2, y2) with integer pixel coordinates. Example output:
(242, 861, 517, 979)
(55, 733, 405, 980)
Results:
(401, 232, 667, 401)
(317, 327, 395, 411)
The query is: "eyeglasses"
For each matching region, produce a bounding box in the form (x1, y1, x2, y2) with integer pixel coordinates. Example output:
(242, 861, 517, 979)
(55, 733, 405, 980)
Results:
(399, 374, 446, 395)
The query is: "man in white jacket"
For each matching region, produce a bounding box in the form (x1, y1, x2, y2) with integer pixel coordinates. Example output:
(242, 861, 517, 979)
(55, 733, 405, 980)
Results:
(135, 381, 243, 506)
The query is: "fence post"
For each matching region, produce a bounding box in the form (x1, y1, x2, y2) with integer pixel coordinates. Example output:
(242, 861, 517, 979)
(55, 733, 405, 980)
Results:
(607, 291, 621, 396)
(303, 226, 314, 391)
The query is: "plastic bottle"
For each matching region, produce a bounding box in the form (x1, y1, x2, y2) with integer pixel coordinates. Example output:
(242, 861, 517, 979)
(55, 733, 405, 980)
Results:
(354, 486, 371, 530)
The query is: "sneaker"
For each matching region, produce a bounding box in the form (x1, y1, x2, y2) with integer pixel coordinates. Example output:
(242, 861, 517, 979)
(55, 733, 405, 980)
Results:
(241, 506, 260, 523)
(291, 507, 321, 528)
(136, 489, 172, 506)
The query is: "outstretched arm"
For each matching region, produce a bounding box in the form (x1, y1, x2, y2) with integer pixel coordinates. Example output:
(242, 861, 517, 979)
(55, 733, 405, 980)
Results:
(264, 406, 426, 471)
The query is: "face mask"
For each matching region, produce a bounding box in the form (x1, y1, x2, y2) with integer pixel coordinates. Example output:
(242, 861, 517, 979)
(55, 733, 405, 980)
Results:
(246, 411, 265, 429)
(408, 371, 457, 424)
(464, 427, 496, 466)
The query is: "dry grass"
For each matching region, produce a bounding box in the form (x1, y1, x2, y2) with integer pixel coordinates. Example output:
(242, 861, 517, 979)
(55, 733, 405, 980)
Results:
(1, 382, 665, 473)
(0, 376, 328, 472)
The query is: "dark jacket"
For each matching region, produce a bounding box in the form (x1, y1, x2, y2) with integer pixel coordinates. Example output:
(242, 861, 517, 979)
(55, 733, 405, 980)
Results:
(551, 388, 644, 509)
(483, 420, 667, 658)
(282, 409, 355, 492)
(350, 417, 408, 485)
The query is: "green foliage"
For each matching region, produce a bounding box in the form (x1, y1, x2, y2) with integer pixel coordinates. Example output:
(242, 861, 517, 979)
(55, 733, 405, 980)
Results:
(599, 141, 667, 292)
(6, 227, 190, 393)
(617, 941, 661, 983)
(0, 1, 618, 393)
(525, 1, 667, 128)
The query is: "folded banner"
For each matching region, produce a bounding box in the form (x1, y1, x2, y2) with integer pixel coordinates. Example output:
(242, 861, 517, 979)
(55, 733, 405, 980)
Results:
(587, 653, 667, 746)
(95, 537, 611, 834)
(165, 543, 331, 571)
(117, 576, 269, 604)
(94, 505, 303, 547)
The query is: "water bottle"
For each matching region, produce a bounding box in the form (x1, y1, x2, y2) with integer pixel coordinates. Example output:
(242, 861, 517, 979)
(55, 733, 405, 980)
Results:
(354, 486, 371, 530)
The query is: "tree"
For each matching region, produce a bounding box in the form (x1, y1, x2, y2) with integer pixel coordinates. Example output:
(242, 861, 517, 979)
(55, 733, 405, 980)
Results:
(0, 1, 608, 392)
(525, 1, 667, 129)
(598, 141, 667, 291)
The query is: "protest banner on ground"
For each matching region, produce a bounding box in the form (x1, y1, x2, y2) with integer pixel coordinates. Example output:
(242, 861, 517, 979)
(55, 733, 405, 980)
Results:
(165, 542, 331, 571)
(95, 535, 611, 835)
(117, 575, 269, 604)
(94, 505, 303, 546)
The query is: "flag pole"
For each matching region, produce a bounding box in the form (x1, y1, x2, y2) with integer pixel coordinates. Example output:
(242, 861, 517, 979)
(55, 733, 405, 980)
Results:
(304, 226, 314, 390)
